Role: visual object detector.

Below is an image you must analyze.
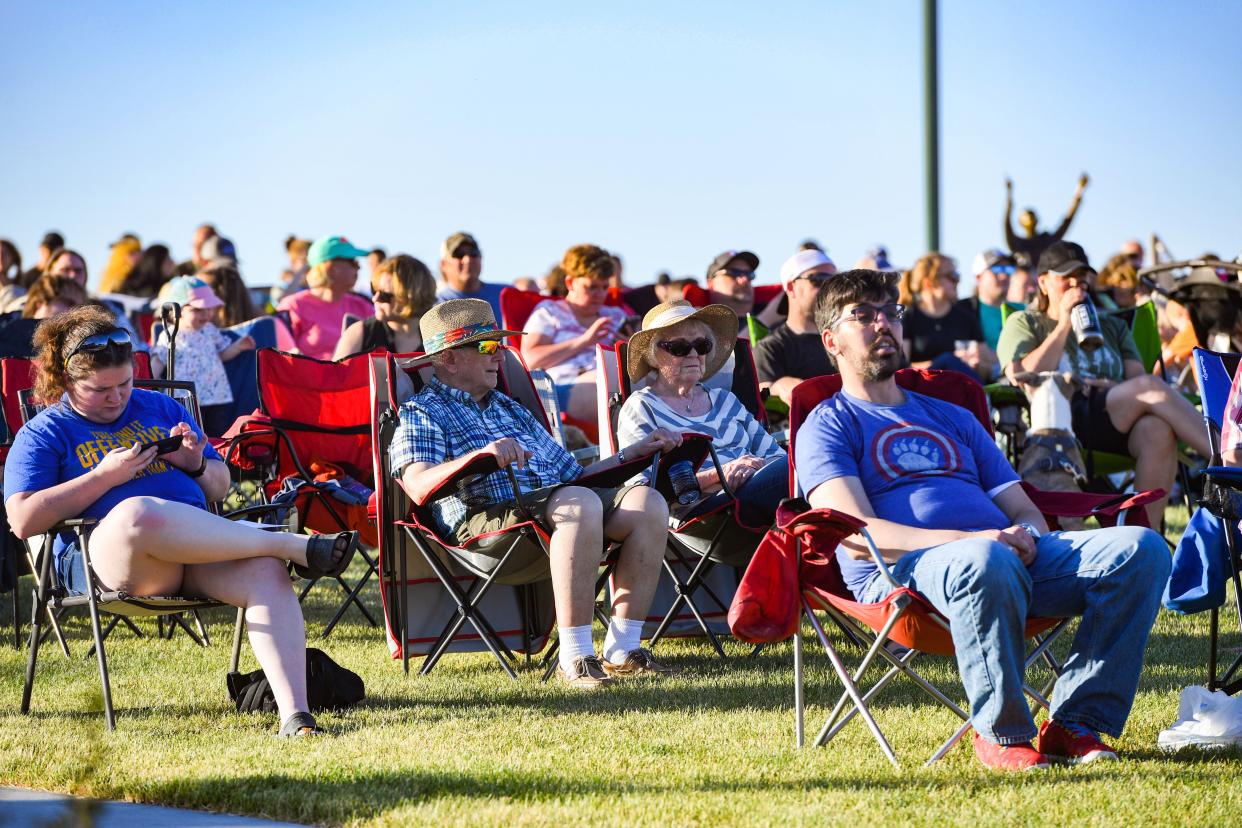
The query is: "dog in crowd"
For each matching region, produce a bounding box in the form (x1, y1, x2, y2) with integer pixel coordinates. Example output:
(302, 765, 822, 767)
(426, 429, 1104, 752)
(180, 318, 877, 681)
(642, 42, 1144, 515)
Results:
(1013, 370, 1088, 529)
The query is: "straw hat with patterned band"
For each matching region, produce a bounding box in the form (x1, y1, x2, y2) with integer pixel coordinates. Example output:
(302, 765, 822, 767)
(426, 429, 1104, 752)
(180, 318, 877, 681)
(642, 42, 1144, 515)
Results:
(627, 299, 739, 384)
(419, 298, 522, 356)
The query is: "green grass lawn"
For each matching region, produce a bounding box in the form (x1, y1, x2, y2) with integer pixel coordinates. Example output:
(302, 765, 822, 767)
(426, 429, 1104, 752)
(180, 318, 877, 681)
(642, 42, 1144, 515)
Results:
(2, 509, 1241, 827)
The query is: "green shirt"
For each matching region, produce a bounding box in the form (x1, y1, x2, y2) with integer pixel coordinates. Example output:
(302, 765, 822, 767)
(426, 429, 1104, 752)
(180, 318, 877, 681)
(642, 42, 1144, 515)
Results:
(996, 309, 1140, 382)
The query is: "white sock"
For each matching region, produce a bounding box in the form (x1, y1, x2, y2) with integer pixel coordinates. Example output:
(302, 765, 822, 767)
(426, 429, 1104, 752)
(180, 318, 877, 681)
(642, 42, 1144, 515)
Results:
(603, 615, 645, 664)
(558, 624, 595, 672)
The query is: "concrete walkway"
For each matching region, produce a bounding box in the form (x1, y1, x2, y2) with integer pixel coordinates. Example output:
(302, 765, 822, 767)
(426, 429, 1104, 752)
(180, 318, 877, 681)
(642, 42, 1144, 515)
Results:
(0, 786, 306, 827)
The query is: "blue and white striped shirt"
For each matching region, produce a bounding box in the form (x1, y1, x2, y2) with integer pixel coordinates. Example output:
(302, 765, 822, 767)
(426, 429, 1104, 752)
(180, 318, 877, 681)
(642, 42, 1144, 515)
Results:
(617, 385, 784, 468)
(390, 376, 582, 536)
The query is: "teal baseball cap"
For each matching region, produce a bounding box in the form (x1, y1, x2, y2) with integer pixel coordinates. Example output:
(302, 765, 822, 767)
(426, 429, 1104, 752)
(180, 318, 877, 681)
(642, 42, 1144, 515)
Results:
(308, 235, 370, 266)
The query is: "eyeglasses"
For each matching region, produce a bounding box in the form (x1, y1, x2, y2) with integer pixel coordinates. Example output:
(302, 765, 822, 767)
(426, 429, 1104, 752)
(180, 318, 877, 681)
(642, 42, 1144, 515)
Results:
(66, 329, 132, 361)
(657, 337, 714, 358)
(796, 272, 836, 285)
(455, 339, 501, 355)
(989, 265, 1016, 276)
(833, 303, 905, 328)
(372, 289, 395, 304)
(716, 267, 754, 281)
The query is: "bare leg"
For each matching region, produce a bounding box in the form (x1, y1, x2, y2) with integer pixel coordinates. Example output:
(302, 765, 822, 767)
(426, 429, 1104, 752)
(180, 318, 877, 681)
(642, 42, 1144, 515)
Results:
(181, 557, 308, 722)
(544, 486, 605, 628)
(1106, 374, 1211, 457)
(1127, 414, 1177, 528)
(566, 371, 600, 424)
(603, 486, 668, 620)
(85, 497, 315, 596)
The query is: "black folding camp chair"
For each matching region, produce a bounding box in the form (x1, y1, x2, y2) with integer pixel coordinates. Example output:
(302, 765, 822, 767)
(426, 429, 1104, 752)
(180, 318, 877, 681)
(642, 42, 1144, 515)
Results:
(596, 338, 770, 657)
(18, 379, 293, 729)
(369, 348, 668, 678)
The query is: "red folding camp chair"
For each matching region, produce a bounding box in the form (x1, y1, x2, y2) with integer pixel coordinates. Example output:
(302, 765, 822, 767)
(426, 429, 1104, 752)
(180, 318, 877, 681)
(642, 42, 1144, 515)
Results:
(778, 369, 1161, 765)
(595, 337, 773, 656)
(368, 346, 672, 677)
(226, 349, 379, 638)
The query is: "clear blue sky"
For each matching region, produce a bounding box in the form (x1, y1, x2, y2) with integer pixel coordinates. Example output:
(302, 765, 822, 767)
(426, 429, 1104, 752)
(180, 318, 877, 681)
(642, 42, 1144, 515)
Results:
(3, 1, 1239, 293)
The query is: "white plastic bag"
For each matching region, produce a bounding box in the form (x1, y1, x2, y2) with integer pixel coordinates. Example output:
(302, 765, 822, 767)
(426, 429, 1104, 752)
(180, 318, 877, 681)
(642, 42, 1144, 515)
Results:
(1158, 686, 1242, 751)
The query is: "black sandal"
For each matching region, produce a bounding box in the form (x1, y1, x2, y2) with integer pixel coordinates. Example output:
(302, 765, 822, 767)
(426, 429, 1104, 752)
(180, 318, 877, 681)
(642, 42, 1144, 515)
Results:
(294, 531, 360, 580)
(278, 711, 321, 738)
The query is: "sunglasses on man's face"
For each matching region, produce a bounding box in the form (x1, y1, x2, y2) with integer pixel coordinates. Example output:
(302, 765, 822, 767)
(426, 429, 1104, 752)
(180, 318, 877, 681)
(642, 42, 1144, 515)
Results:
(455, 339, 501, 355)
(66, 329, 132, 361)
(833, 303, 906, 328)
(717, 267, 754, 281)
(657, 337, 714, 358)
(989, 265, 1016, 276)
(452, 247, 481, 260)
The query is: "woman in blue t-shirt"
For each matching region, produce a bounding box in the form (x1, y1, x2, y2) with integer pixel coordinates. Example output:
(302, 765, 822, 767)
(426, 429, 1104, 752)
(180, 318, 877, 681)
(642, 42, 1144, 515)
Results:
(3, 306, 359, 737)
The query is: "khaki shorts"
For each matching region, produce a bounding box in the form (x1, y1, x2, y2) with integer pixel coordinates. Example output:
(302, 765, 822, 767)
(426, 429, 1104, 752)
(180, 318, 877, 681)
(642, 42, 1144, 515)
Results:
(453, 483, 641, 547)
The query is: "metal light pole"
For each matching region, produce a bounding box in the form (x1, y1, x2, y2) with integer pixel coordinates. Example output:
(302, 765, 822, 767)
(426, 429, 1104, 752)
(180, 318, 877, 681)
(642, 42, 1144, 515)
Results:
(923, 0, 940, 251)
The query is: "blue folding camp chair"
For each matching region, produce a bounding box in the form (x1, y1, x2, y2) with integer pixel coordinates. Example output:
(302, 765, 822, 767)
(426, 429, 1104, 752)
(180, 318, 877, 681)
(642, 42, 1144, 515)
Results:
(1189, 347, 1242, 694)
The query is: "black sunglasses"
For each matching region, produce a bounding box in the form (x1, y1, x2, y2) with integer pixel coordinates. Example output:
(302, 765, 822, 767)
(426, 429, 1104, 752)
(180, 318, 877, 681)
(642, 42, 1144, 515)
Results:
(657, 337, 714, 358)
(452, 246, 481, 259)
(372, 289, 395, 304)
(717, 267, 754, 281)
(66, 329, 132, 361)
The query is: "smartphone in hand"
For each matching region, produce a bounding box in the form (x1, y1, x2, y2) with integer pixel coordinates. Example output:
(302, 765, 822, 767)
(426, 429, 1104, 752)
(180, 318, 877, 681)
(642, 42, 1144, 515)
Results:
(137, 434, 184, 455)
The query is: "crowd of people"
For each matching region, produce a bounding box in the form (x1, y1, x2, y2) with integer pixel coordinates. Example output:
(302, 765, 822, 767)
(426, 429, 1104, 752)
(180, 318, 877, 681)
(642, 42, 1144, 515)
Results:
(3, 188, 1240, 762)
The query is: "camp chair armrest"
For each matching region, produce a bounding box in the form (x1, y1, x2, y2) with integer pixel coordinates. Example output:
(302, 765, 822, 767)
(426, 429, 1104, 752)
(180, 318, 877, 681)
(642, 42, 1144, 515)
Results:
(49, 517, 99, 533)
(775, 503, 900, 588)
(223, 503, 294, 525)
(407, 449, 502, 507)
(1204, 466, 1242, 489)
(1021, 482, 1164, 526)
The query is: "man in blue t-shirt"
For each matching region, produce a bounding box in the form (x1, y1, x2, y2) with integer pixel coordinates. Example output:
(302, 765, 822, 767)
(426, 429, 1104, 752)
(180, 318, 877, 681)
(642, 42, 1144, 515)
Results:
(794, 268, 1169, 772)
(435, 231, 506, 321)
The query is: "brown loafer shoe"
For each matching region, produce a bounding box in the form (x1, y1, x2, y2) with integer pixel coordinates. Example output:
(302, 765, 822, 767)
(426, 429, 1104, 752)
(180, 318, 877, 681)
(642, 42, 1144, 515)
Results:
(602, 647, 678, 678)
(556, 655, 614, 689)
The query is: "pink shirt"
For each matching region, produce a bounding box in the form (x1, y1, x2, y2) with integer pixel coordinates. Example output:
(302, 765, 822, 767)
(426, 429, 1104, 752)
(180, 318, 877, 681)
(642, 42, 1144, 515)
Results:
(276, 291, 374, 360)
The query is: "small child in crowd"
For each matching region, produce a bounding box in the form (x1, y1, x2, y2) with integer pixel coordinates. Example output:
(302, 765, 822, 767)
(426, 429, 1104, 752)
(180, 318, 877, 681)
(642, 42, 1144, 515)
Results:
(154, 276, 255, 436)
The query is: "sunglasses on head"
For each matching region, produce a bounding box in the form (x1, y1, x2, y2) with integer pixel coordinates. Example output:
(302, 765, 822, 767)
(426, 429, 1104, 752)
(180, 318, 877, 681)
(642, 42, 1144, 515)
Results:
(833, 303, 906, 327)
(66, 329, 132, 361)
(657, 337, 714, 358)
(455, 339, 501, 355)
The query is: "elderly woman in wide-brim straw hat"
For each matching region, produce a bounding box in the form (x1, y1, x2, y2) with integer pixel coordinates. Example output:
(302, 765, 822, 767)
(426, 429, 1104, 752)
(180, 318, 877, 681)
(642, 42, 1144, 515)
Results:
(617, 299, 788, 526)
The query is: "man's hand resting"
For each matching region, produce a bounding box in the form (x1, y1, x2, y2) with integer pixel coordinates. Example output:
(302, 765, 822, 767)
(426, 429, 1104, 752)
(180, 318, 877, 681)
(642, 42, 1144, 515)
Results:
(973, 524, 1038, 566)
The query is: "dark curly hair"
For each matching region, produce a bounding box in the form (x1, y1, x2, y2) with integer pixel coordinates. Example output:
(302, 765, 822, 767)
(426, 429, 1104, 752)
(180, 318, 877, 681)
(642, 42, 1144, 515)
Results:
(32, 304, 130, 403)
(814, 269, 900, 333)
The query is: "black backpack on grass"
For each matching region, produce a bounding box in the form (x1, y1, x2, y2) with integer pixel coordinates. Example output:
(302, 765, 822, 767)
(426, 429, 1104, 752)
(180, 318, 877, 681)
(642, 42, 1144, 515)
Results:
(227, 648, 364, 713)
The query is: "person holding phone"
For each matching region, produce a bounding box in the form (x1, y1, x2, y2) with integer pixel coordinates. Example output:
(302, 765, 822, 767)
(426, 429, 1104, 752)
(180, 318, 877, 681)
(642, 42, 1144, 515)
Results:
(4, 305, 359, 737)
(520, 243, 631, 424)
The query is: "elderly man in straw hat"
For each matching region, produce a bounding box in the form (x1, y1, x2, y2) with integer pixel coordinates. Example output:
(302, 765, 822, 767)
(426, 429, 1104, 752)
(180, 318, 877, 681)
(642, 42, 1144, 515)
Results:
(390, 299, 682, 688)
(617, 300, 788, 527)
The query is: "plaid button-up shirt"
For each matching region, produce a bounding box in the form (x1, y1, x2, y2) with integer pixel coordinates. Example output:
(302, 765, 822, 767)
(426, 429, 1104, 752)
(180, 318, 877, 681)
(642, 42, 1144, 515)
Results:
(389, 376, 582, 536)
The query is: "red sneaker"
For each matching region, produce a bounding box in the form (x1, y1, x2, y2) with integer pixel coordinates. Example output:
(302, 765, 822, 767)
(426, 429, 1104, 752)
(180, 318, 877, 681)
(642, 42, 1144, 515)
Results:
(1038, 720, 1119, 764)
(972, 732, 1050, 772)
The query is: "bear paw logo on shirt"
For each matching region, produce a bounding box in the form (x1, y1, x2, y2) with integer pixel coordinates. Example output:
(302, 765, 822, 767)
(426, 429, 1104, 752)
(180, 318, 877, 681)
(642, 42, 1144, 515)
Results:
(873, 424, 960, 481)
(891, 439, 941, 471)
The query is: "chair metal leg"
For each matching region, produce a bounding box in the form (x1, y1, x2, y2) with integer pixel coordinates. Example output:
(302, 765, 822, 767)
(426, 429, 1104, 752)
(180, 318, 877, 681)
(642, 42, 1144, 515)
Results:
(793, 628, 805, 748)
(20, 541, 53, 715)
(80, 570, 115, 730)
(230, 607, 245, 672)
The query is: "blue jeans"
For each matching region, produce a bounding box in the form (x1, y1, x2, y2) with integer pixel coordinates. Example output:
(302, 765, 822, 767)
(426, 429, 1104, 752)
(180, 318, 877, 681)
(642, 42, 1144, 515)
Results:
(683, 455, 789, 528)
(858, 526, 1170, 744)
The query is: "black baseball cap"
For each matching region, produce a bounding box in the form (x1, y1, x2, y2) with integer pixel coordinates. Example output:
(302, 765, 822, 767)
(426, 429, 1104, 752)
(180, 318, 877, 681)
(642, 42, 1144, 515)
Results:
(705, 249, 759, 280)
(1038, 241, 1094, 277)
